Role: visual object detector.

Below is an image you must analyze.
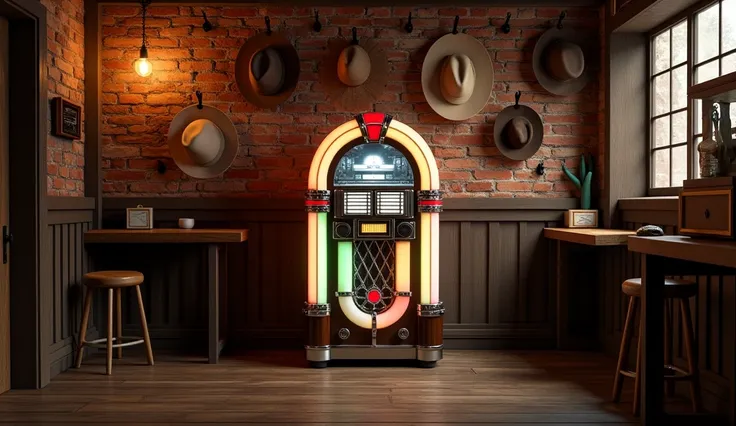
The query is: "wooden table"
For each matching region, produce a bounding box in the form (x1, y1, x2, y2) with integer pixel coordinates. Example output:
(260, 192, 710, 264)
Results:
(629, 235, 736, 426)
(545, 228, 636, 350)
(84, 229, 248, 364)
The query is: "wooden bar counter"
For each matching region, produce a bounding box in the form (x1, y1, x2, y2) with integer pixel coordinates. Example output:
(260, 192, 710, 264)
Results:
(84, 229, 248, 364)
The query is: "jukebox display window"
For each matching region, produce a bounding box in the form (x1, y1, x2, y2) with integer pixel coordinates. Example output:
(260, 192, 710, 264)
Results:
(304, 113, 445, 368)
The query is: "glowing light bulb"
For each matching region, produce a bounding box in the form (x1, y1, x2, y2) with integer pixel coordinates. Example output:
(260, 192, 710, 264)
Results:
(134, 57, 152, 77)
(363, 155, 383, 167)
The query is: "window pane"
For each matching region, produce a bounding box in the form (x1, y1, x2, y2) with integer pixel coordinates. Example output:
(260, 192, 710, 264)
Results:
(672, 21, 688, 65)
(654, 30, 671, 73)
(695, 136, 703, 179)
(696, 4, 720, 64)
(653, 149, 671, 188)
(723, 53, 736, 75)
(724, 0, 736, 52)
(731, 103, 736, 122)
(672, 145, 687, 187)
(672, 65, 687, 110)
(672, 111, 687, 143)
(695, 99, 703, 134)
(653, 73, 671, 115)
(654, 116, 671, 147)
(695, 60, 719, 83)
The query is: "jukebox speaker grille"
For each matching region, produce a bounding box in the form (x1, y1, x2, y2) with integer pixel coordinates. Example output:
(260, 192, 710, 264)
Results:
(353, 240, 395, 314)
(343, 191, 372, 215)
(376, 191, 405, 216)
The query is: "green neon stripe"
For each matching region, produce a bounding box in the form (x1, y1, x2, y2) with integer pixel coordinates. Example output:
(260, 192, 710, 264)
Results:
(337, 241, 353, 293)
(317, 213, 328, 303)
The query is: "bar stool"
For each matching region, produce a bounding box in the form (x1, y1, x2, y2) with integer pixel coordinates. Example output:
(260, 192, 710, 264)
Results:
(74, 271, 154, 375)
(612, 277, 702, 416)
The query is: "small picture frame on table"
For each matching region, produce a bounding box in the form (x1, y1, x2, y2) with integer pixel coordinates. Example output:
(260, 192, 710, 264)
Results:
(126, 205, 153, 229)
(51, 97, 82, 140)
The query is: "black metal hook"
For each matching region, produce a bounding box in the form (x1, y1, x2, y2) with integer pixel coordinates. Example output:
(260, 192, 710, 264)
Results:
(405, 12, 413, 33)
(351, 27, 358, 45)
(452, 15, 460, 34)
(535, 161, 545, 176)
(557, 11, 566, 29)
(514, 91, 521, 108)
(202, 10, 213, 32)
(501, 12, 511, 34)
(313, 10, 321, 32)
(265, 16, 272, 35)
(712, 103, 720, 123)
(157, 160, 167, 174)
(196, 90, 203, 109)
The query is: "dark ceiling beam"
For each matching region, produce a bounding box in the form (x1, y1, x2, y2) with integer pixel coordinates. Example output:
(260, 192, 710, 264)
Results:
(93, 0, 604, 7)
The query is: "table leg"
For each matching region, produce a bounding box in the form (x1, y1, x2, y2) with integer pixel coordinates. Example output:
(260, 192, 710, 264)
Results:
(208, 244, 220, 364)
(556, 240, 569, 350)
(641, 253, 665, 425)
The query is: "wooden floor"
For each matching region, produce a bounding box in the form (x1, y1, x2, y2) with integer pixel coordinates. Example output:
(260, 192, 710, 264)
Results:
(0, 349, 683, 424)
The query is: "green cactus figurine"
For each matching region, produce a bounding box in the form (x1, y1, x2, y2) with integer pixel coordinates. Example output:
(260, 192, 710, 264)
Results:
(562, 154, 594, 210)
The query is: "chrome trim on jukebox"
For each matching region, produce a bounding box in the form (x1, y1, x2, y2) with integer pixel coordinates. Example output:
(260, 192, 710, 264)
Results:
(303, 302, 330, 317)
(305, 346, 331, 362)
(417, 302, 445, 317)
(305, 189, 331, 213)
(335, 291, 353, 297)
(417, 189, 443, 213)
(371, 312, 377, 347)
(417, 345, 443, 362)
(331, 345, 416, 360)
(398, 328, 410, 340)
(378, 114, 393, 144)
(338, 328, 350, 340)
(394, 291, 412, 297)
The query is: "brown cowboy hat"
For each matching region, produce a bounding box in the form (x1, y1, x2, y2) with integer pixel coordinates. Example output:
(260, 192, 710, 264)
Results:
(421, 32, 494, 121)
(235, 30, 300, 109)
(320, 32, 389, 111)
(532, 27, 591, 96)
(167, 101, 238, 179)
(493, 93, 544, 161)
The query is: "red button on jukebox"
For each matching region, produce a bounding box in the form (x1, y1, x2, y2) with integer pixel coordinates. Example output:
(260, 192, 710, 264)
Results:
(367, 289, 381, 304)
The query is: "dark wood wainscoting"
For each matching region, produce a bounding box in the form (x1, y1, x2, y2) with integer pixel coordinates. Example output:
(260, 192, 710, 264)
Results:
(603, 197, 733, 415)
(46, 197, 96, 379)
(100, 197, 576, 351)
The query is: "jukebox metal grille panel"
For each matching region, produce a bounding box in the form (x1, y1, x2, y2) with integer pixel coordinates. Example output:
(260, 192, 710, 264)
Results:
(343, 191, 372, 215)
(353, 240, 395, 314)
(376, 191, 405, 216)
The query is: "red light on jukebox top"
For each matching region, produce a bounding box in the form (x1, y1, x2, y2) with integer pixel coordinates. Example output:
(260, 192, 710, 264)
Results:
(356, 113, 392, 143)
(367, 289, 381, 304)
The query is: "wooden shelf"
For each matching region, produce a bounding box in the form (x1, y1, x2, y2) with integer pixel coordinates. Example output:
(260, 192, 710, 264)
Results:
(544, 228, 635, 246)
(689, 71, 736, 103)
(610, 0, 703, 33)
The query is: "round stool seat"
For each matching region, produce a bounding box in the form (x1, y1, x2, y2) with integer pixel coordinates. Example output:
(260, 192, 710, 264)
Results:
(84, 271, 144, 288)
(622, 277, 697, 299)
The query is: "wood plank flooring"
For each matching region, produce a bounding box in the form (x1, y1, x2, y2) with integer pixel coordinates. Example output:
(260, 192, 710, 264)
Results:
(0, 350, 686, 424)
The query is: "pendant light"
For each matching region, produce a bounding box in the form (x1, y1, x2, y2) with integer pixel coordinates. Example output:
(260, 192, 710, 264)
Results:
(134, 0, 152, 77)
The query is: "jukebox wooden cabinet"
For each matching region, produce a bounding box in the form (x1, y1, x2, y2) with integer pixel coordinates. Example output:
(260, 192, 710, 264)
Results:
(303, 113, 445, 368)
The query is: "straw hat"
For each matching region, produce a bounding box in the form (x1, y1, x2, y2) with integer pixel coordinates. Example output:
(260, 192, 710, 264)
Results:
(167, 103, 238, 179)
(493, 93, 544, 161)
(235, 31, 300, 109)
(421, 32, 494, 121)
(320, 35, 388, 111)
(532, 27, 591, 96)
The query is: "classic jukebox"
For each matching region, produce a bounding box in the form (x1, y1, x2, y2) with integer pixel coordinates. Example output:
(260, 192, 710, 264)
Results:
(303, 113, 445, 368)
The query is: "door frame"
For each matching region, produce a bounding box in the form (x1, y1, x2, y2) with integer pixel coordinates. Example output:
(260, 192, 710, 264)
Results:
(0, 0, 50, 389)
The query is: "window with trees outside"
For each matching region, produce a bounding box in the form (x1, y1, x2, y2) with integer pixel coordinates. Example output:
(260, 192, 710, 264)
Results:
(649, 0, 736, 193)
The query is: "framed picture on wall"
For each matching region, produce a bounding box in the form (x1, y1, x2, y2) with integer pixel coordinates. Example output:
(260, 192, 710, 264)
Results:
(51, 97, 81, 140)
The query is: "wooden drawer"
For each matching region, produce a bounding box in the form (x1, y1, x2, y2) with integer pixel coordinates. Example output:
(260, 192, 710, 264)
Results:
(678, 189, 734, 238)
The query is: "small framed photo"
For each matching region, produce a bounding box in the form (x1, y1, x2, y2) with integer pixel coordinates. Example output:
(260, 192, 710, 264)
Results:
(51, 97, 82, 140)
(126, 205, 153, 229)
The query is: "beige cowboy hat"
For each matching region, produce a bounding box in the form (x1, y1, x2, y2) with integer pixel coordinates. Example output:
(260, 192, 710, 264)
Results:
(167, 98, 238, 179)
(320, 30, 388, 111)
(532, 27, 591, 96)
(421, 32, 494, 121)
(493, 92, 544, 161)
(234, 29, 300, 109)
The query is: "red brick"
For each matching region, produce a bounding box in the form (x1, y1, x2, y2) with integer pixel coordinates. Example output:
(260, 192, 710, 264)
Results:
(474, 170, 513, 180)
(225, 169, 260, 179)
(118, 94, 145, 104)
(255, 157, 293, 169)
(104, 170, 147, 181)
(440, 171, 472, 180)
(466, 182, 495, 192)
(247, 181, 281, 191)
(445, 158, 479, 169)
(497, 182, 533, 192)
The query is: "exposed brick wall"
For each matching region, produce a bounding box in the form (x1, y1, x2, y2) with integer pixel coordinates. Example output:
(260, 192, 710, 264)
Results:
(100, 5, 602, 198)
(44, 0, 85, 196)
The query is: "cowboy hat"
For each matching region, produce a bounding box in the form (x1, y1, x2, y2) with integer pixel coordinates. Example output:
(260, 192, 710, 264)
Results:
(493, 93, 544, 161)
(235, 31, 300, 109)
(532, 27, 591, 96)
(320, 33, 388, 111)
(421, 32, 494, 121)
(167, 102, 238, 179)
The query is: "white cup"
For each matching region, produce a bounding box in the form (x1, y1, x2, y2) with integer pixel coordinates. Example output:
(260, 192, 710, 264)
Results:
(178, 218, 195, 229)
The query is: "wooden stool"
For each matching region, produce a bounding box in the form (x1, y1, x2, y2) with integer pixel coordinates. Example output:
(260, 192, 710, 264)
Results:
(612, 277, 702, 416)
(74, 271, 154, 375)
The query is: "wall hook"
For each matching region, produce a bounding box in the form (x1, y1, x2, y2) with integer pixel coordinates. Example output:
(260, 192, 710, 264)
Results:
(265, 16, 272, 35)
(557, 11, 566, 29)
(452, 15, 460, 34)
(313, 10, 322, 32)
(405, 12, 413, 33)
(500, 12, 511, 34)
(351, 27, 358, 45)
(535, 161, 545, 176)
(201, 10, 213, 32)
(196, 90, 203, 109)
(157, 160, 167, 174)
(514, 91, 521, 108)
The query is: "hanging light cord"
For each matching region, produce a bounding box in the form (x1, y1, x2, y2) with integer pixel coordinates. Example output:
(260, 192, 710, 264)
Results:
(141, 0, 148, 49)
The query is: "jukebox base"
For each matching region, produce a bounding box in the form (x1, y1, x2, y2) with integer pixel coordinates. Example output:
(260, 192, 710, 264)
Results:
(305, 345, 443, 367)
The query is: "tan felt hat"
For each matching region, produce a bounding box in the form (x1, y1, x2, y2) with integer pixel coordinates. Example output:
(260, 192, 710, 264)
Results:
(421, 32, 494, 121)
(532, 27, 591, 96)
(493, 93, 544, 161)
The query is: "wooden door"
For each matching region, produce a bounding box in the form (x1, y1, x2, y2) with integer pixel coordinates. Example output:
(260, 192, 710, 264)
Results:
(0, 16, 10, 394)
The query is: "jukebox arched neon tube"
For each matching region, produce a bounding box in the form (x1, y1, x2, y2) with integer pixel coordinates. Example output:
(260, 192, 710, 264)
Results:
(303, 113, 445, 367)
